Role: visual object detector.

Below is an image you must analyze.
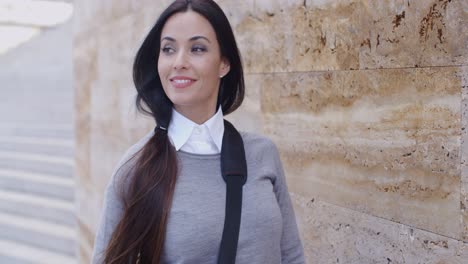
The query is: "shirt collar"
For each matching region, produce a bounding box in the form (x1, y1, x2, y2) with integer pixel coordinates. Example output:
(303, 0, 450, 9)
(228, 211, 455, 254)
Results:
(168, 107, 224, 152)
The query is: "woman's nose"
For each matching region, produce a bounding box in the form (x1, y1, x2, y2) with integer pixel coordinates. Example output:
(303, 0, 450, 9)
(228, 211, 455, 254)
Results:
(173, 51, 189, 70)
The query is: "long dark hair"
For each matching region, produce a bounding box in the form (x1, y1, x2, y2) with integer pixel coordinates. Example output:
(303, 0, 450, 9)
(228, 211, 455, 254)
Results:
(103, 0, 244, 263)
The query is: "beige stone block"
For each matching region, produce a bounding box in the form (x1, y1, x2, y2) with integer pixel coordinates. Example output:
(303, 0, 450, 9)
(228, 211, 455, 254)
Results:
(259, 67, 463, 238)
(74, 7, 156, 261)
(74, 33, 96, 186)
(74, 26, 96, 264)
(75, 9, 156, 187)
(74, 0, 174, 37)
(226, 74, 264, 133)
(78, 211, 94, 264)
(292, 194, 468, 263)
(229, 0, 467, 73)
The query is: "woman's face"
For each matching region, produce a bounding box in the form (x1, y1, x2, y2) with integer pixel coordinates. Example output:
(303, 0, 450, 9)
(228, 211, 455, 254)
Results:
(158, 11, 230, 123)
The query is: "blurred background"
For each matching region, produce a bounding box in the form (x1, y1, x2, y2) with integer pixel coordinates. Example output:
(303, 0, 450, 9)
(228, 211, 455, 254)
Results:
(0, 0, 76, 263)
(1, 0, 468, 264)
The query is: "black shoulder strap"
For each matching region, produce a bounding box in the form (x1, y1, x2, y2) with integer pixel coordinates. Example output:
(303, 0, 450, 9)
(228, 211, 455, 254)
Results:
(217, 120, 247, 264)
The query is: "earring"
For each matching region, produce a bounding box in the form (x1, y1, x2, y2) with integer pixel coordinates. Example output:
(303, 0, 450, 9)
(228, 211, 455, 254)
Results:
(219, 75, 223, 78)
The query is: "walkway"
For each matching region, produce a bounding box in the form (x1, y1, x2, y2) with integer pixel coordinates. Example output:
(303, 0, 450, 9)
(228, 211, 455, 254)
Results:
(0, 20, 76, 264)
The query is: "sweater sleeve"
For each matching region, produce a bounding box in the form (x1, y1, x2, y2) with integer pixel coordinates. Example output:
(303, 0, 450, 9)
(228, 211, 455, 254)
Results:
(270, 143, 306, 264)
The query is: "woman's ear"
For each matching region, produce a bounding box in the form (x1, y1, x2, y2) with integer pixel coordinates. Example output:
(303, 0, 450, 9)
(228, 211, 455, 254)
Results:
(219, 57, 230, 78)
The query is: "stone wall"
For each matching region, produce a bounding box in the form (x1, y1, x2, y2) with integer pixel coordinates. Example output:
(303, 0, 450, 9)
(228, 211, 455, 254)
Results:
(74, 0, 468, 263)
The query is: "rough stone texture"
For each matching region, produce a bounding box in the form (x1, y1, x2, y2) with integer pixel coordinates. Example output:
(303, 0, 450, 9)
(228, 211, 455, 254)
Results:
(292, 193, 468, 263)
(225, 74, 263, 132)
(74, 17, 152, 264)
(74, 25, 96, 262)
(260, 66, 463, 239)
(74, 0, 468, 263)
(219, 0, 467, 72)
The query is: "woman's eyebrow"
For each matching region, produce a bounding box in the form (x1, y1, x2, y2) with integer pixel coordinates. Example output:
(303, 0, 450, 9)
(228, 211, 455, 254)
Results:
(161, 35, 211, 43)
(189, 36, 210, 43)
(161, 36, 176, 42)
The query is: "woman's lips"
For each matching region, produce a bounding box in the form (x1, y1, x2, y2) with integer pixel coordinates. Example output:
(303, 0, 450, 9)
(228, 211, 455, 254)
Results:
(170, 77, 196, 89)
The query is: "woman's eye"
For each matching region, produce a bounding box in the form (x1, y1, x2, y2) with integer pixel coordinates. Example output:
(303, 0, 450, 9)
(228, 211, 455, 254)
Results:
(192, 46, 207, 53)
(161, 46, 175, 54)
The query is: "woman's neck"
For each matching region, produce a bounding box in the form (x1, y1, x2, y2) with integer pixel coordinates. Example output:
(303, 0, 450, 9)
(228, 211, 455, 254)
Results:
(174, 105, 217, 125)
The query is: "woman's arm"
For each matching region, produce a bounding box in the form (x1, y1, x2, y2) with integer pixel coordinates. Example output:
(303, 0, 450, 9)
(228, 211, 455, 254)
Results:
(271, 143, 306, 264)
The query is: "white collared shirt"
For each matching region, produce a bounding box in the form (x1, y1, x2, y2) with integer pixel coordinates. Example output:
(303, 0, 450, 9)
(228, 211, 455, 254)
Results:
(168, 107, 224, 155)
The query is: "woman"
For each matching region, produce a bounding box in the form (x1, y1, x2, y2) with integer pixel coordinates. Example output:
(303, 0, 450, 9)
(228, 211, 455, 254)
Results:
(91, 0, 305, 263)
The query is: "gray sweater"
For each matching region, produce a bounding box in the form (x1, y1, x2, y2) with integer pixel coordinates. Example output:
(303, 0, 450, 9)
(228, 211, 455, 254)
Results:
(92, 131, 305, 264)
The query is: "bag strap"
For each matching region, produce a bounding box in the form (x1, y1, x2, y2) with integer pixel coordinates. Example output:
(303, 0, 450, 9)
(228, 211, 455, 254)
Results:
(217, 120, 247, 264)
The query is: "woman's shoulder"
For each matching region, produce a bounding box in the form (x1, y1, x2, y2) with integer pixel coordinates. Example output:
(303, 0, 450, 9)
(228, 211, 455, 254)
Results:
(110, 130, 154, 180)
(239, 131, 284, 177)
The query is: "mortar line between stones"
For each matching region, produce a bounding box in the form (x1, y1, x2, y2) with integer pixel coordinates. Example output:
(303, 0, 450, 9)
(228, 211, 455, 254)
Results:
(317, 198, 465, 242)
(247, 64, 466, 76)
(460, 66, 468, 242)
